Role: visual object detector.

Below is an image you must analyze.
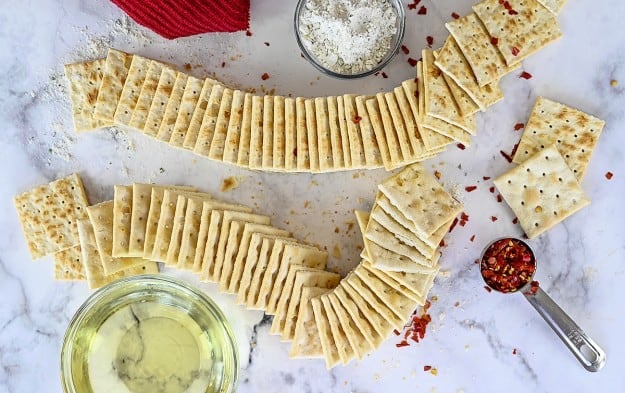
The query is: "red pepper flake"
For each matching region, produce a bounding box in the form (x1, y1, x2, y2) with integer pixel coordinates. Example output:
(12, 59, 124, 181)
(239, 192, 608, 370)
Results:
(401, 45, 410, 54)
(461, 212, 469, 221)
(483, 176, 491, 181)
(264, 42, 270, 47)
(245, 30, 253, 37)
(374, 71, 380, 76)
(484, 285, 492, 293)
(512, 348, 517, 355)
(448, 217, 459, 233)
(407, 0, 421, 9)
(491, 216, 498, 222)
(511, 46, 520, 57)
(512, 217, 519, 224)
(434, 170, 441, 180)
(221, 61, 226, 68)
(261, 72, 270, 80)
(465, 185, 477, 192)
(496, 194, 503, 203)
(439, 239, 446, 247)
(470, 234, 476, 242)
(490, 36, 499, 46)
(514, 123, 525, 131)
(457, 143, 466, 150)
(509, 9, 519, 15)
(451, 12, 460, 19)
(605, 171, 614, 180)
(352, 116, 362, 124)
(408, 58, 418, 67)
(510, 142, 519, 157)
(489, 186, 495, 193)
(500, 150, 513, 163)
(426, 36, 434, 48)
(293, 147, 298, 157)
(381, 72, 388, 79)
(418, 5, 427, 15)
(396, 341, 410, 348)
(481, 238, 536, 293)
(423, 365, 432, 371)
(519, 71, 532, 80)
(393, 329, 401, 336)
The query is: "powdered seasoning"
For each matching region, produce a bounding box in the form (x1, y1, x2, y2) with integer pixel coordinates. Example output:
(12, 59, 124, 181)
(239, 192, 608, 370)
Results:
(298, 0, 398, 74)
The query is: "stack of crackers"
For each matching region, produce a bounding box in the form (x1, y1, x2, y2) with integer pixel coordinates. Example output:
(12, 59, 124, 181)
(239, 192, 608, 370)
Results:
(495, 97, 605, 238)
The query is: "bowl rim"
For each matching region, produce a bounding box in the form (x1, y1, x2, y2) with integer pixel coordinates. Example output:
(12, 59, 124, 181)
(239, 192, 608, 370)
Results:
(60, 274, 239, 393)
(294, 0, 406, 79)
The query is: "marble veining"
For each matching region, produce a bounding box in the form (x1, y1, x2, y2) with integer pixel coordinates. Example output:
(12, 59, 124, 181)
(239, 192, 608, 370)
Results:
(1, 0, 625, 392)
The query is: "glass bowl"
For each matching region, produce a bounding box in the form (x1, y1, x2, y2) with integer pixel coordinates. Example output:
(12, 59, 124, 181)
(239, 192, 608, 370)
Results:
(60, 275, 238, 393)
(294, 0, 406, 79)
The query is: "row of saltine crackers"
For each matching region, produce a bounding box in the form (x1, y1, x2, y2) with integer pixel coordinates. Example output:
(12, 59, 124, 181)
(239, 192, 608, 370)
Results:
(65, 47, 485, 173)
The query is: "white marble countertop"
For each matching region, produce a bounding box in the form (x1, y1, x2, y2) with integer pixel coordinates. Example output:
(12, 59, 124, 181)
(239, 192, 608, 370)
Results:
(1, 1, 625, 392)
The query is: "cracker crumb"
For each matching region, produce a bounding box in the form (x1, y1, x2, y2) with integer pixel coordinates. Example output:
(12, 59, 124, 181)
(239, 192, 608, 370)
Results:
(611, 79, 618, 87)
(304, 200, 311, 208)
(332, 244, 341, 258)
(220, 176, 239, 192)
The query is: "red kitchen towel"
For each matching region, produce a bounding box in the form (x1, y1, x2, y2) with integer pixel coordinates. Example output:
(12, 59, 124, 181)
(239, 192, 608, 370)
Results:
(110, 0, 250, 39)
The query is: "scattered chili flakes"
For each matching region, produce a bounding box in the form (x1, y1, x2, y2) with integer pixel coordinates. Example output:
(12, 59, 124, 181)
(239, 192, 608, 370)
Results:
(401, 45, 410, 54)
(451, 12, 460, 19)
(448, 217, 459, 232)
(512, 348, 517, 355)
(605, 171, 614, 180)
(439, 239, 446, 247)
(395, 303, 431, 348)
(261, 72, 270, 80)
(512, 217, 518, 224)
(408, 58, 418, 67)
(459, 212, 469, 227)
(352, 116, 362, 124)
(490, 36, 499, 46)
(519, 71, 532, 80)
(221, 61, 226, 68)
(470, 234, 476, 242)
(496, 194, 503, 203)
(482, 238, 536, 293)
(245, 30, 253, 36)
(396, 340, 410, 348)
(465, 185, 477, 192)
(423, 365, 432, 372)
(490, 216, 498, 222)
(381, 72, 388, 79)
(292, 147, 298, 157)
(457, 143, 466, 150)
(483, 176, 491, 181)
(183, 63, 192, 71)
(489, 186, 495, 193)
(264, 42, 270, 46)
(526, 280, 540, 295)
(393, 329, 401, 336)
(484, 286, 492, 293)
(511, 46, 520, 56)
(514, 123, 525, 131)
(417, 5, 427, 15)
(426, 36, 434, 48)
(434, 170, 442, 180)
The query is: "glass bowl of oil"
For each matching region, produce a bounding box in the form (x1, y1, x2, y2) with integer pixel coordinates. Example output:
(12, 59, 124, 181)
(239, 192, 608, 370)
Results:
(61, 275, 238, 393)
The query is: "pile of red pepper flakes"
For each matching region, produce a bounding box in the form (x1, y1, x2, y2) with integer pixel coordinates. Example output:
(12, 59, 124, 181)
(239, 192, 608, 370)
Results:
(481, 238, 536, 293)
(395, 301, 432, 348)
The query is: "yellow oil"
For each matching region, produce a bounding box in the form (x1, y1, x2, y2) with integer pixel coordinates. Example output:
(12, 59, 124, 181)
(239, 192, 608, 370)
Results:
(68, 301, 234, 393)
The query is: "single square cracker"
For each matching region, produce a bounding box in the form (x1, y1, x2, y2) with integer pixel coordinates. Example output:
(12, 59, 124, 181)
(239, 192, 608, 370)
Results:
(45, 173, 90, 252)
(494, 145, 591, 238)
(64, 59, 112, 132)
(14, 184, 56, 259)
(446, 13, 516, 87)
(289, 286, 328, 359)
(93, 48, 133, 122)
(113, 55, 152, 126)
(512, 97, 605, 181)
(378, 163, 463, 237)
(473, 0, 562, 66)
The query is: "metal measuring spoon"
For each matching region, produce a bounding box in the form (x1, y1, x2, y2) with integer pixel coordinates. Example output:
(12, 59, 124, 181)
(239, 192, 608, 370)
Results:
(480, 237, 606, 372)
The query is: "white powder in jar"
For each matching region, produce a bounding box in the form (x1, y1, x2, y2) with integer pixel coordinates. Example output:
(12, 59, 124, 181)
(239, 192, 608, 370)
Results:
(298, 0, 398, 74)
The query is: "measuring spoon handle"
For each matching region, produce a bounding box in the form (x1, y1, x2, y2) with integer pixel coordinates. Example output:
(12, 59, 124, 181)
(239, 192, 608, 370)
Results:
(523, 287, 606, 372)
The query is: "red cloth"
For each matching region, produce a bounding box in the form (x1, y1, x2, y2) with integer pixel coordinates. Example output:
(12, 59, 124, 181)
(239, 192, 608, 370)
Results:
(110, 0, 250, 39)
